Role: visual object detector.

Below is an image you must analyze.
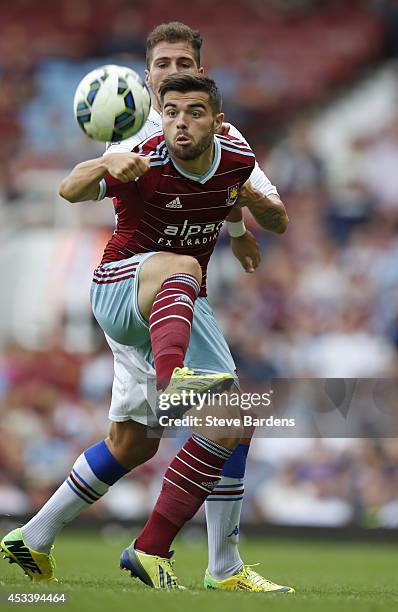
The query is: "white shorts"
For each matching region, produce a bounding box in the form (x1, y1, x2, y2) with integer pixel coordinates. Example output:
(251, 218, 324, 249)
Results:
(104, 333, 158, 426)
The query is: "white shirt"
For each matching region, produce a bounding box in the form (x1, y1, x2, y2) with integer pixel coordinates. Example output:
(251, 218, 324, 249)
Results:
(104, 107, 278, 198)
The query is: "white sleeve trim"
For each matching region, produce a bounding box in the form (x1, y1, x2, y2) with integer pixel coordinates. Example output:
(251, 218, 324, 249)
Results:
(97, 178, 107, 201)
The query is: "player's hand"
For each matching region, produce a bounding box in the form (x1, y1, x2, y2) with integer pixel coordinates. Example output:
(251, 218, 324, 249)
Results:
(230, 229, 261, 273)
(236, 180, 263, 208)
(104, 153, 150, 182)
(215, 122, 231, 136)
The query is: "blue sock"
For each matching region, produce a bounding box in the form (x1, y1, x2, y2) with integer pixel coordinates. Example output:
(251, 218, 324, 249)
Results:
(205, 443, 250, 579)
(221, 443, 249, 478)
(84, 440, 128, 485)
(22, 440, 129, 553)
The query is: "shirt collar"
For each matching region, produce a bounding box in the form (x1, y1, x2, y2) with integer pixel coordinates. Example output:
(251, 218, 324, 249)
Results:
(170, 136, 221, 184)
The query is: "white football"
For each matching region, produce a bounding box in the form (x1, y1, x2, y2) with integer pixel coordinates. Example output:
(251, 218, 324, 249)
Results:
(73, 64, 151, 142)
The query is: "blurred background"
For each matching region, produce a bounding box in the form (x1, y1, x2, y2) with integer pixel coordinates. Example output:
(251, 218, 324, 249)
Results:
(1, 0, 398, 532)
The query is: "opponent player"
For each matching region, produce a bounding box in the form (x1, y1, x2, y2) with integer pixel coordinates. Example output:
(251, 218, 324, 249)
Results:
(105, 22, 290, 592)
(1, 74, 292, 592)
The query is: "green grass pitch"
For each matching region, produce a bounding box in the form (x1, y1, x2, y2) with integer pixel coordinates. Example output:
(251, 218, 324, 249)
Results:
(1, 531, 397, 611)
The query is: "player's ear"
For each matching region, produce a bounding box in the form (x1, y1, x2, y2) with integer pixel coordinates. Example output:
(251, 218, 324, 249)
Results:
(198, 66, 204, 75)
(214, 112, 224, 133)
(145, 69, 151, 88)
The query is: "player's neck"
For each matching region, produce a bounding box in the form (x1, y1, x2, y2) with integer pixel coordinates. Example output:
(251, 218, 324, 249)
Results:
(171, 141, 215, 176)
(152, 99, 161, 114)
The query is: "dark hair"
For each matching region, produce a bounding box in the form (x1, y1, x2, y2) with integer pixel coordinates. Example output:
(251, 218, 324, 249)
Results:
(146, 21, 202, 68)
(159, 73, 222, 116)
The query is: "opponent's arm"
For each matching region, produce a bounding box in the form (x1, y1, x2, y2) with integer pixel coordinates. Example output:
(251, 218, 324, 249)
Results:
(225, 206, 261, 273)
(237, 180, 288, 234)
(59, 153, 149, 203)
(221, 123, 285, 267)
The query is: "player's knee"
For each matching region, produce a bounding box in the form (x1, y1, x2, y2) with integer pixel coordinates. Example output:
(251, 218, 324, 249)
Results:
(167, 254, 202, 283)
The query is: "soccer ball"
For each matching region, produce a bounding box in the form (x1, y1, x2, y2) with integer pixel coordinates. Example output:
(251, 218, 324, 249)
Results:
(73, 64, 151, 142)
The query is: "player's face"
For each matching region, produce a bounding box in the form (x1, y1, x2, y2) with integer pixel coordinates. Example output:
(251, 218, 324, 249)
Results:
(146, 42, 203, 108)
(162, 91, 223, 161)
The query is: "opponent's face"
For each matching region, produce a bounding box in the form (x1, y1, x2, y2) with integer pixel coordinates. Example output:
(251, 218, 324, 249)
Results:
(146, 42, 203, 107)
(162, 91, 223, 161)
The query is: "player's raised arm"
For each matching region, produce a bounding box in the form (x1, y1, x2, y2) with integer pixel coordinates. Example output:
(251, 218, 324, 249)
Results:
(59, 153, 149, 203)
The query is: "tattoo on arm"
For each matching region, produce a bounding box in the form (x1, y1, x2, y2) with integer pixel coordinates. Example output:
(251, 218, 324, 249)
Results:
(250, 202, 288, 233)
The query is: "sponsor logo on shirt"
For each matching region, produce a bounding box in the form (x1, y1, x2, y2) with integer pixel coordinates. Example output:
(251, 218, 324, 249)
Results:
(157, 219, 224, 247)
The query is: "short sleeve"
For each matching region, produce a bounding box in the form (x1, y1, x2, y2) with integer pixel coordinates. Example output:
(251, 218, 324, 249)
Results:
(96, 174, 135, 200)
(228, 123, 279, 198)
(104, 135, 144, 156)
(249, 161, 279, 197)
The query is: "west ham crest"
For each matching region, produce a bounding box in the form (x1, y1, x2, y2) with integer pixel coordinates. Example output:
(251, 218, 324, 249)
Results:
(226, 183, 240, 206)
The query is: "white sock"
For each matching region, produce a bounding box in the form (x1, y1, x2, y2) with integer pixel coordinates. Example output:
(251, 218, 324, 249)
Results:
(205, 476, 244, 580)
(22, 453, 110, 553)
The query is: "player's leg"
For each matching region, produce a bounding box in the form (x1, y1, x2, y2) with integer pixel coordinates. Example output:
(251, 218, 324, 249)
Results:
(1, 420, 160, 581)
(138, 252, 202, 389)
(120, 419, 243, 589)
(205, 436, 250, 579)
(22, 419, 159, 552)
(205, 438, 295, 591)
(186, 299, 293, 593)
(1, 253, 162, 581)
(119, 296, 242, 589)
(204, 434, 293, 592)
(136, 257, 244, 568)
(137, 252, 234, 392)
(185, 298, 250, 578)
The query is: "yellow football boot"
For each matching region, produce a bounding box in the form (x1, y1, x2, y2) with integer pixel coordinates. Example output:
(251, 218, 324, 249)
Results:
(1, 528, 57, 582)
(204, 565, 294, 593)
(120, 541, 185, 590)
